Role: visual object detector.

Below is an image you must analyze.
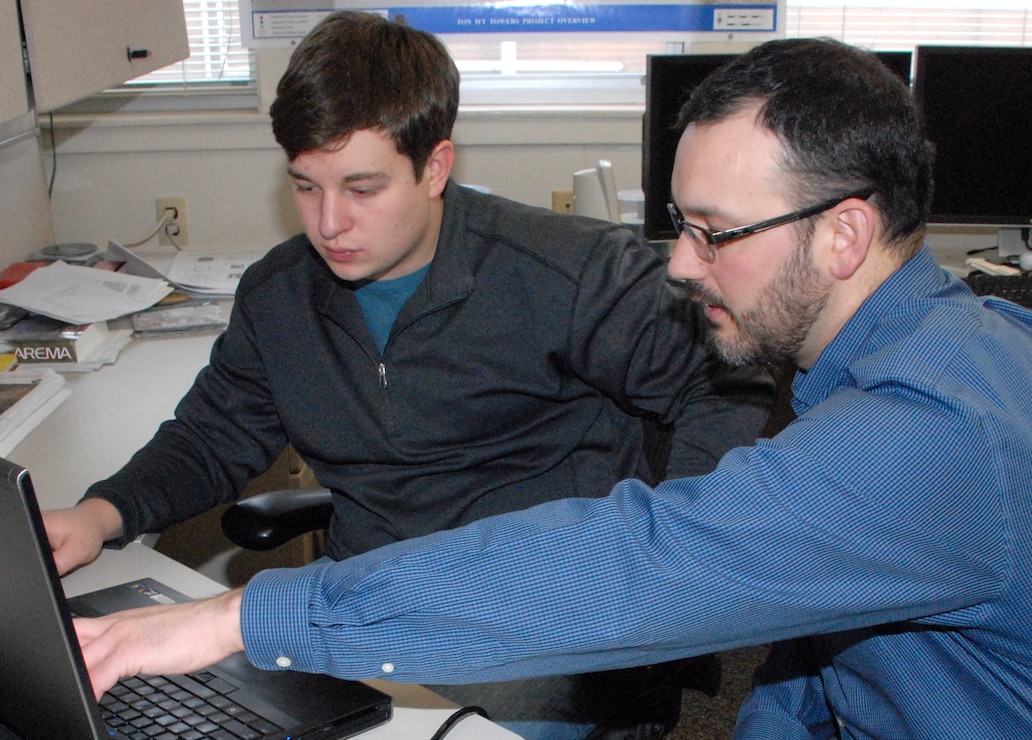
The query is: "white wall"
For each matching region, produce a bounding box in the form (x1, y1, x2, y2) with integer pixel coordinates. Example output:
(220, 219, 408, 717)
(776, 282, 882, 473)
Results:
(41, 103, 996, 264)
(0, 125, 54, 264)
(44, 107, 645, 255)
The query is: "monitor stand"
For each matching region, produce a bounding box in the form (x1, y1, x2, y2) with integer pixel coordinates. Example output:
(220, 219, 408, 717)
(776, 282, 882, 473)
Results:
(999, 226, 1031, 258)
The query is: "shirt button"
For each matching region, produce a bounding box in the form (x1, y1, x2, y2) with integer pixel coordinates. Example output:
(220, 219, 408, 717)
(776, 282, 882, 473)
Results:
(381, 663, 395, 674)
(276, 656, 293, 668)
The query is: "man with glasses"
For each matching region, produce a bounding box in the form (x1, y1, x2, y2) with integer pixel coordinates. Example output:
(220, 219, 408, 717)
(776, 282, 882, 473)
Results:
(75, 35, 1032, 737)
(44, 10, 772, 740)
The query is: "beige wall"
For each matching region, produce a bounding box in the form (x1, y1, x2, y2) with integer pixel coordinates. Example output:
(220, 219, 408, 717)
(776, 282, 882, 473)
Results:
(39, 102, 995, 264)
(0, 2, 998, 281)
(0, 126, 54, 264)
(10, 97, 998, 276)
(43, 108, 645, 255)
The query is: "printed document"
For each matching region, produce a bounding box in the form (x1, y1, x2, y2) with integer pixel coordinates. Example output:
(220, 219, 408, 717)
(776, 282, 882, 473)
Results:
(0, 261, 173, 324)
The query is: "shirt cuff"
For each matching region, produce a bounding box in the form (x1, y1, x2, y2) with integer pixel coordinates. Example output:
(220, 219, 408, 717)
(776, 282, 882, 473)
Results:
(240, 565, 328, 673)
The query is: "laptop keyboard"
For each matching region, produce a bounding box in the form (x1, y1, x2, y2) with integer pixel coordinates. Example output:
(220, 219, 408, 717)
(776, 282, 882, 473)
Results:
(101, 671, 283, 740)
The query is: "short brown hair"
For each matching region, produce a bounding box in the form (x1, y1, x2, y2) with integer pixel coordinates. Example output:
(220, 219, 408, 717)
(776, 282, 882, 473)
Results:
(270, 11, 460, 179)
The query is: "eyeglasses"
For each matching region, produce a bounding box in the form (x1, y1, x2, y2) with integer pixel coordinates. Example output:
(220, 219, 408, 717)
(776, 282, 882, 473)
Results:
(667, 190, 874, 263)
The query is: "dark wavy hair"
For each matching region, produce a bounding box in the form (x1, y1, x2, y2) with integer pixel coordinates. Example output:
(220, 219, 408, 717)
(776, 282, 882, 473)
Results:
(270, 11, 460, 179)
(677, 38, 934, 257)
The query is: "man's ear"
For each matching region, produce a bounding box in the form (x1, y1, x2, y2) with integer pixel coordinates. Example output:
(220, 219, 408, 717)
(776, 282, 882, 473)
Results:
(425, 140, 455, 197)
(827, 197, 878, 280)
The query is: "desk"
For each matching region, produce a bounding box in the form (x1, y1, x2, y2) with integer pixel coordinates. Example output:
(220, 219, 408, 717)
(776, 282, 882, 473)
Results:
(9, 331, 215, 509)
(10, 330, 519, 740)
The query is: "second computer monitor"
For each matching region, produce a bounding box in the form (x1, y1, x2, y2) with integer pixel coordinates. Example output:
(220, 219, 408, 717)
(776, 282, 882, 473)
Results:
(914, 45, 1032, 253)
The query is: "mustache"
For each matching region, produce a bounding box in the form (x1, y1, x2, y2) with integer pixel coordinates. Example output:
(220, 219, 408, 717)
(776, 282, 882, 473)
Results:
(667, 278, 725, 309)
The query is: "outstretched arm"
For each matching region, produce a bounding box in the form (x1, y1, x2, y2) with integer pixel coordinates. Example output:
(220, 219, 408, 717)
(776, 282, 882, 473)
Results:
(74, 589, 245, 699)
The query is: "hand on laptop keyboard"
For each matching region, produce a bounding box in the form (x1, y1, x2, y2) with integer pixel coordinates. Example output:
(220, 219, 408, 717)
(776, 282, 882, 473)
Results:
(75, 589, 247, 700)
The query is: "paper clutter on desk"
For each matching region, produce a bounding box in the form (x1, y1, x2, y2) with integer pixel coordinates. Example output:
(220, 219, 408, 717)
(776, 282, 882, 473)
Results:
(0, 368, 70, 456)
(0, 313, 133, 372)
(108, 241, 263, 297)
(0, 260, 173, 324)
(130, 297, 227, 338)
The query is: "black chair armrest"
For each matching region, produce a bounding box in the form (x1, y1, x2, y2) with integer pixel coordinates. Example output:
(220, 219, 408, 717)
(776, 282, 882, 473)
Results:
(221, 486, 334, 551)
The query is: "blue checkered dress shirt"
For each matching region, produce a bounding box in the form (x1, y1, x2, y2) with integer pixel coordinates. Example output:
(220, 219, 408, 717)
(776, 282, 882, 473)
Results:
(242, 246, 1032, 738)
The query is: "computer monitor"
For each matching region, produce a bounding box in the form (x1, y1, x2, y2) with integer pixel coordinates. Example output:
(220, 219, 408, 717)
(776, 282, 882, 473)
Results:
(642, 53, 737, 242)
(913, 46, 1032, 256)
(641, 49, 914, 242)
(875, 51, 915, 85)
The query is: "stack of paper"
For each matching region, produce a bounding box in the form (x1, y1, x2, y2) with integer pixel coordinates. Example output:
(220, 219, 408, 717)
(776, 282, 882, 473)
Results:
(0, 368, 70, 456)
(130, 298, 227, 338)
(0, 261, 171, 371)
(0, 261, 173, 324)
(108, 241, 263, 297)
(165, 252, 263, 296)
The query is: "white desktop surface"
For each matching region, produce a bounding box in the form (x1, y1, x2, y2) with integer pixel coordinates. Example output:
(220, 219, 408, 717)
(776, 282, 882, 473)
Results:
(11, 328, 519, 740)
(9, 331, 215, 509)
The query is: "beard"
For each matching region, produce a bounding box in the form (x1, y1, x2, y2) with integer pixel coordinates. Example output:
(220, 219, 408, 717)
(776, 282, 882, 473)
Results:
(684, 238, 830, 367)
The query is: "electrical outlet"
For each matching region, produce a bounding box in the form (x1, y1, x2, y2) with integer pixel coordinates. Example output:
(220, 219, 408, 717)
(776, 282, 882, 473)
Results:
(155, 196, 189, 246)
(552, 189, 574, 214)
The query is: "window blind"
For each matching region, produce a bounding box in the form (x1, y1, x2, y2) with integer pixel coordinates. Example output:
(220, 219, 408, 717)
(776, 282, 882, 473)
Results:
(129, 0, 253, 85)
(785, 2, 1032, 47)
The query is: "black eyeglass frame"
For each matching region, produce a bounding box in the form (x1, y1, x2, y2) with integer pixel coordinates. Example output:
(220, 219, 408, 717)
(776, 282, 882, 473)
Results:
(666, 190, 874, 260)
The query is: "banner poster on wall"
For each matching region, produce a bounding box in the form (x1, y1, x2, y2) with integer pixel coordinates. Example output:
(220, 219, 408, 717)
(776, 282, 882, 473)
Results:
(241, 1, 782, 47)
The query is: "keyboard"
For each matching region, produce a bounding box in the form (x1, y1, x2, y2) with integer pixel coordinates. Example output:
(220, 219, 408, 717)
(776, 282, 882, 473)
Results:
(963, 272, 1032, 308)
(101, 671, 283, 740)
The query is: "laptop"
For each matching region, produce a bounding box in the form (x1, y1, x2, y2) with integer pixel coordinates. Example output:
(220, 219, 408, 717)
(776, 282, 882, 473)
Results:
(0, 458, 392, 740)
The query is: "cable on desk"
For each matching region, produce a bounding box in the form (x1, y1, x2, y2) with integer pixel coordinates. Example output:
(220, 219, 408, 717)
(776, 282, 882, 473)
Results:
(429, 705, 491, 740)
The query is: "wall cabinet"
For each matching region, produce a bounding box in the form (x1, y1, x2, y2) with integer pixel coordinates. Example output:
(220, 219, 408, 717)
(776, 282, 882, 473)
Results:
(18, 0, 189, 112)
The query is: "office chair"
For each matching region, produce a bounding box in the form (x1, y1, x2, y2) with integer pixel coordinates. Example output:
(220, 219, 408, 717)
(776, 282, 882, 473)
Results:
(221, 484, 333, 552)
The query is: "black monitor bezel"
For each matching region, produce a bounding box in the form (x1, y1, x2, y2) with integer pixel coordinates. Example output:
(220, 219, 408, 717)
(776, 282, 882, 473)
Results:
(914, 45, 1032, 228)
(642, 53, 738, 242)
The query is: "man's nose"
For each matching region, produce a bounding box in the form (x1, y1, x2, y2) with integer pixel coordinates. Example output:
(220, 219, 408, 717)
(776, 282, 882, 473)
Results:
(667, 233, 710, 283)
(320, 193, 353, 239)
